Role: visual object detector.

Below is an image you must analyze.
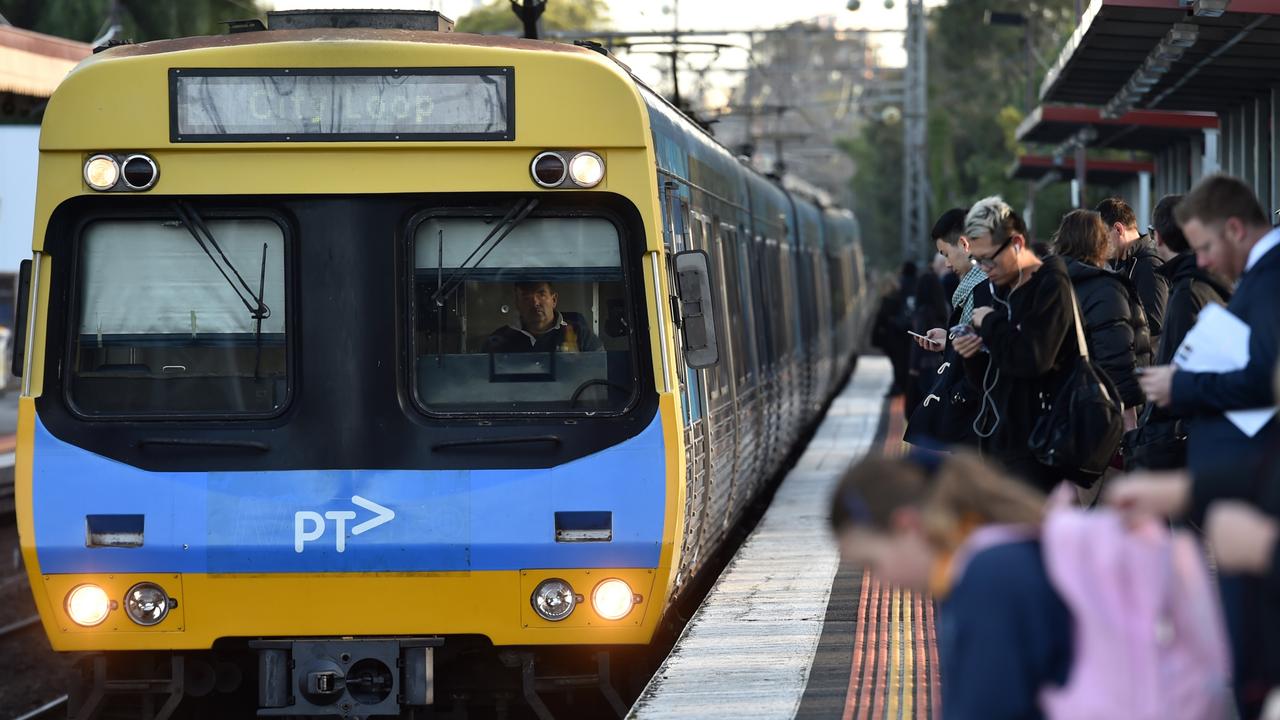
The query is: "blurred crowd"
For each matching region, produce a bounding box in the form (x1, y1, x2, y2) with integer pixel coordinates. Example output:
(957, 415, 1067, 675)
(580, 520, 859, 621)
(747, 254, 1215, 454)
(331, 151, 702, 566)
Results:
(857, 173, 1280, 719)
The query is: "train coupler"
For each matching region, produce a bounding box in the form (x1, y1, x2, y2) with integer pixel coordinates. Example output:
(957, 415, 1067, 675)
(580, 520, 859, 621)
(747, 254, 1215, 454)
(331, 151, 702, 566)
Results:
(252, 637, 443, 717)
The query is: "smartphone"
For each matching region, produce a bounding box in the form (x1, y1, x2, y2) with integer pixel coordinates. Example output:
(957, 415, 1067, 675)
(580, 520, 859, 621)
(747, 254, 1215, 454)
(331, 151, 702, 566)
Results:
(908, 330, 942, 346)
(949, 324, 975, 338)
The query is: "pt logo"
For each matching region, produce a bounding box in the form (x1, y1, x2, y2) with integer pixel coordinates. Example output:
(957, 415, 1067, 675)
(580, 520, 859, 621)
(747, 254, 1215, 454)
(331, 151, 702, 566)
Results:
(294, 495, 396, 553)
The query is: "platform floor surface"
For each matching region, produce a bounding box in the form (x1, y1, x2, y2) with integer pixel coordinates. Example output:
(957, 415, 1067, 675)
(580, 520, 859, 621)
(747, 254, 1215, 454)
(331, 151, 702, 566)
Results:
(631, 357, 940, 720)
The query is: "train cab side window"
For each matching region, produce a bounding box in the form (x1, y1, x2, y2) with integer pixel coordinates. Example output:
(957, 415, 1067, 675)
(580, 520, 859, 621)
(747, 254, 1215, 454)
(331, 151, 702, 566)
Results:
(411, 212, 636, 415)
(69, 216, 289, 417)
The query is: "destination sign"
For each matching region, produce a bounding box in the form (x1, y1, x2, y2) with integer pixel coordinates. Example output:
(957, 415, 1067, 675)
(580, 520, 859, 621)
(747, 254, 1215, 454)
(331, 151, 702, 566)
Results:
(170, 68, 514, 142)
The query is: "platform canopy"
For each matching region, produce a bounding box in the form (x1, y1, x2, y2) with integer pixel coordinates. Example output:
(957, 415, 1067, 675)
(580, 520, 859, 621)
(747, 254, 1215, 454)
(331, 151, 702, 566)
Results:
(0, 24, 90, 99)
(1039, 0, 1280, 114)
(1016, 104, 1218, 152)
(1010, 154, 1155, 185)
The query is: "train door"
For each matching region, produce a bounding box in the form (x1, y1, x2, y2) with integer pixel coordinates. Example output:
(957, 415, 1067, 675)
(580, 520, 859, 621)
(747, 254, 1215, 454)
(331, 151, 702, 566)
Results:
(662, 181, 711, 581)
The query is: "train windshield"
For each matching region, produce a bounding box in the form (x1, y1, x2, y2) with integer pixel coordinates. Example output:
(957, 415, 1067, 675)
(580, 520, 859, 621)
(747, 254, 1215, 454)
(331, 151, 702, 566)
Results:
(69, 216, 288, 417)
(412, 209, 636, 414)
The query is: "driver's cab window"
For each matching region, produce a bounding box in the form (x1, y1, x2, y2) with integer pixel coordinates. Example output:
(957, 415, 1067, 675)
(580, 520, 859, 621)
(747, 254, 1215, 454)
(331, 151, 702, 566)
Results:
(412, 211, 635, 414)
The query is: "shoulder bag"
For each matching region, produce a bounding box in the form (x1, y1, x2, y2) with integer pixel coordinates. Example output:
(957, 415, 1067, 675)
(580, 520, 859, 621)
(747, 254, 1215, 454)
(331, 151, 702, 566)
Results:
(1027, 289, 1126, 487)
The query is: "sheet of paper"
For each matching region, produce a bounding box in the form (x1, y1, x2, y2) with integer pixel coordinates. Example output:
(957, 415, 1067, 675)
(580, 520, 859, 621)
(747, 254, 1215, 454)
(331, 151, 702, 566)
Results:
(1173, 304, 1276, 438)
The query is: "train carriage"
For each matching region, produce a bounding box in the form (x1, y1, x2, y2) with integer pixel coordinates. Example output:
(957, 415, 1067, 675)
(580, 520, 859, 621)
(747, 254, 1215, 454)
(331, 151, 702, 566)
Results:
(14, 11, 868, 718)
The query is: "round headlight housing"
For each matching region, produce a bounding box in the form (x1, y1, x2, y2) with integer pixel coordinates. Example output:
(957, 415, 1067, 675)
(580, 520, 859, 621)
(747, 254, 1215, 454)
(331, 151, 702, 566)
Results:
(568, 151, 605, 188)
(124, 582, 171, 626)
(83, 154, 120, 191)
(121, 154, 159, 191)
(531, 151, 568, 188)
(531, 578, 577, 622)
(591, 578, 636, 621)
(66, 584, 112, 627)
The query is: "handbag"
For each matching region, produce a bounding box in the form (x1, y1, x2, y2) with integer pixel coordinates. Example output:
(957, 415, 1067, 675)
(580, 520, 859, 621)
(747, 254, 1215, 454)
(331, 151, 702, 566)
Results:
(1121, 404, 1187, 470)
(905, 347, 978, 446)
(1027, 289, 1126, 488)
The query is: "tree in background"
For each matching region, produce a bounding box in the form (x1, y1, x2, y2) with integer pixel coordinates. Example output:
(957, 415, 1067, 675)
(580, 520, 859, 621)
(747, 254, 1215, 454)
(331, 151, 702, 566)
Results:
(457, 0, 609, 34)
(842, 0, 1087, 267)
(0, 0, 262, 43)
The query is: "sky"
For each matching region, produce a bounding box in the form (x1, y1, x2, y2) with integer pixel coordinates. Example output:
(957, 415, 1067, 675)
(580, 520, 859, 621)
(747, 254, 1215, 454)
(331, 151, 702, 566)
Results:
(267, 0, 947, 98)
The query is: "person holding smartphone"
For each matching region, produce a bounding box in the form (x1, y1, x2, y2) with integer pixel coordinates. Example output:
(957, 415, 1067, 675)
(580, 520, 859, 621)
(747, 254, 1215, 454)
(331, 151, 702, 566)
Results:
(904, 208, 993, 447)
(951, 196, 1078, 493)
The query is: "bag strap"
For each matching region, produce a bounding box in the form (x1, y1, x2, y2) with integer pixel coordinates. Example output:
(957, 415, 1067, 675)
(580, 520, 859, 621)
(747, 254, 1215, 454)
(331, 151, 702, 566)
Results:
(1065, 285, 1090, 362)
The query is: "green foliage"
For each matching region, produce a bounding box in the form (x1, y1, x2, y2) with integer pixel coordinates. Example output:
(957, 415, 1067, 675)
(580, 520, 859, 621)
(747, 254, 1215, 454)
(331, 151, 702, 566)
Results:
(457, 0, 609, 34)
(842, 0, 1082, 265)
(0, 0, 263, 43)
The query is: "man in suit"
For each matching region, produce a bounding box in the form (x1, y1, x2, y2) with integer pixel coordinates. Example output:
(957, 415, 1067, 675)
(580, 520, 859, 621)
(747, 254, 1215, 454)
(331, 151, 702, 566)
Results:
(1112, 174, 1280, 717)
(1136, 174, 1279, 476)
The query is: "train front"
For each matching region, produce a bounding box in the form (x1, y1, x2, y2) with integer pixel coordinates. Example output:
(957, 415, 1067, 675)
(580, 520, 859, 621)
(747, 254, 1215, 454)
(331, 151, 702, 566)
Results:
(16, 19, 684, 717)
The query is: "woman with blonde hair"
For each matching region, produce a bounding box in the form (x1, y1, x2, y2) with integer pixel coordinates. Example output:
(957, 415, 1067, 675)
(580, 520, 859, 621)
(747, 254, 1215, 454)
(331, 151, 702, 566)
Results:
(831, 450, 1071, 718)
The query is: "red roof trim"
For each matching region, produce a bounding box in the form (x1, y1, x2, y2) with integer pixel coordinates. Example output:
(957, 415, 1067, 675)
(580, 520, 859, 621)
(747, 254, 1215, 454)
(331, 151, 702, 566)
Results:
(1017, 155, 1155, 174)
(1038, 105, 1219, 130)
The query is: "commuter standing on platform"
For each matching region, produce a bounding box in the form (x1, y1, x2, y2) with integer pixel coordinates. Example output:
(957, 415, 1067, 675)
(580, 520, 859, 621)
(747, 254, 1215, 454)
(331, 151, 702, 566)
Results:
(952, 196, 1077, 492)
(1149, 193, 1232, 365)
(1098, 196, 1169, 360)
(831, 451, 1070, 720)
(1134, 175, 1279, 490)
(1112, 175, 1280, 718)
(907, 208, 991, 448)
(1052, 210, 1146, 416)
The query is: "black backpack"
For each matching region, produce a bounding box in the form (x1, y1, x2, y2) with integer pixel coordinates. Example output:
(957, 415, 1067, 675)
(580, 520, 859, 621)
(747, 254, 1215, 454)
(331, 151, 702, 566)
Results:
(1028, 290, 1126, 487)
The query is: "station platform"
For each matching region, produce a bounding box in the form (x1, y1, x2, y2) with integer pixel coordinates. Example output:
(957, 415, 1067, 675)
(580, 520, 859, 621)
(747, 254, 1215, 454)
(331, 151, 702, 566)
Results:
(630, 357, 939, 720)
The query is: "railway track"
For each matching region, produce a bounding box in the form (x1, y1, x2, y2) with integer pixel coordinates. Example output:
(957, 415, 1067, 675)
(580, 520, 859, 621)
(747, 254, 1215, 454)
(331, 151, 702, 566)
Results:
(12, 694, 68, 720)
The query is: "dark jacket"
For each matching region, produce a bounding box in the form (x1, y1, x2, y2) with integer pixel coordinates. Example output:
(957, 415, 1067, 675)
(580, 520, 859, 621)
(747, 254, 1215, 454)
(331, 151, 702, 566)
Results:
(964, 256, 1078, 491)
(485, 312, 601, 353)
(1064, 259, 1144, 408)
(1190, 453, 1280, 716)
(1155, 252, 1233, 366)
(1172, 241, 1280, 488)
(939, 541, 1072, 720)
(1112, 237, 1170, 342)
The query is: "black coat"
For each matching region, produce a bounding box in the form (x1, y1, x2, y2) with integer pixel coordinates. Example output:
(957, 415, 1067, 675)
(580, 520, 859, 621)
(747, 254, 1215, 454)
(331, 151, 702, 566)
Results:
(1173, 241, 1280, 489)
(1155, 252, 1234, 366)
(1112, 238, 1170, 342)
(963, 256, 1078, 491)
(1191, 453, 1280, 716)
(1064, 259, 1145, 409)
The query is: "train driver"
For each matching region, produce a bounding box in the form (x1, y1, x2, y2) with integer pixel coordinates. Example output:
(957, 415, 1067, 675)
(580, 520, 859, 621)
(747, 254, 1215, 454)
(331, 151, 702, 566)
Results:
(485, 281, 602, 353)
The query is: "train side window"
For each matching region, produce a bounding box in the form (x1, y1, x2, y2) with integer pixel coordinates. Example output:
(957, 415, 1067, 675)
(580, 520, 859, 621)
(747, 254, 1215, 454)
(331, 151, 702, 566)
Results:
(68, 216, 289, 417)
(411, 212, 637, 415)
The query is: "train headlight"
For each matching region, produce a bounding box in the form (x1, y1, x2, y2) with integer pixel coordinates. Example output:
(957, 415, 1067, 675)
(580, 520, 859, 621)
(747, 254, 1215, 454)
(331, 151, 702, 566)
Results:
(531, 151, 568, 188)
(83, 154, 120, 191)
(121, 154, 159, 191)
(592, 578, 636, 621)
(531, 578, 577, 621)
(124, 582, 171, 626)
(66, 584, 112, 627)
(568, 151, 605, 188)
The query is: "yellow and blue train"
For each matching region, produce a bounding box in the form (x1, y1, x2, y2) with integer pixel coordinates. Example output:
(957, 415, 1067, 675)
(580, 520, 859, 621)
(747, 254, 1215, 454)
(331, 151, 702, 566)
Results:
(15, 10, 870, 718)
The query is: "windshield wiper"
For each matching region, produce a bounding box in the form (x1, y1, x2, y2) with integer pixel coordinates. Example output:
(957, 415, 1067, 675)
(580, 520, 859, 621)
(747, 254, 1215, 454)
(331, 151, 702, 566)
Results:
(432, 435, 561, 452)
(429, 197, 539, 307)
(172, 202, 272, 378)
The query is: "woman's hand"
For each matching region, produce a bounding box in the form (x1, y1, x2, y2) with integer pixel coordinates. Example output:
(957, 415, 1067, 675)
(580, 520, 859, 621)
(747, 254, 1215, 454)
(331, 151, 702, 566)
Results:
(914, 328, 946, 351)
(953, 334, 984, 358)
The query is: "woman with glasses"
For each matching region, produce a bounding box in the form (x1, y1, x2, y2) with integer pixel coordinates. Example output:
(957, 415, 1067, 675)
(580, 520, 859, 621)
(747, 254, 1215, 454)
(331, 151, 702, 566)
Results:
(952, 196, 1079, 493)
